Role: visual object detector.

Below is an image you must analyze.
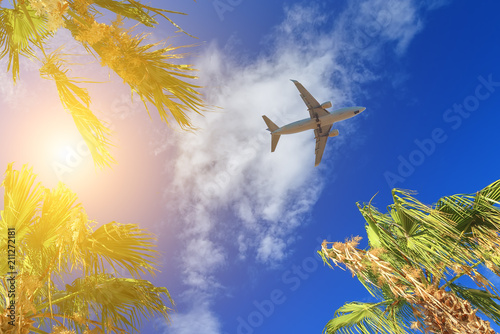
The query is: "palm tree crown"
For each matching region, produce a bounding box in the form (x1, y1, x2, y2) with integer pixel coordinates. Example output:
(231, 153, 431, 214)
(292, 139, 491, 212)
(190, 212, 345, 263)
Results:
(0, 163, 173, 333)
(320, 180, 500, 333)
(0, 0, 208, 167)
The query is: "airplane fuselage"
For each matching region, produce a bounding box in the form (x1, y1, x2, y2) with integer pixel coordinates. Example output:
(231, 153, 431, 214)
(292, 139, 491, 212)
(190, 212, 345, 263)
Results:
(273, 106, 365, 135)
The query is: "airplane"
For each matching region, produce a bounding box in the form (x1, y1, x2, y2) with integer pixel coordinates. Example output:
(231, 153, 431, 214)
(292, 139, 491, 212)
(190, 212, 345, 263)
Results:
(262, 80, 366, 166)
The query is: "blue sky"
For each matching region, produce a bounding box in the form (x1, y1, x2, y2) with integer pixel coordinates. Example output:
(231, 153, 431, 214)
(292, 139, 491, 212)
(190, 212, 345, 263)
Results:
(145, 1, 500, 333)
(1, 0, 500, 333)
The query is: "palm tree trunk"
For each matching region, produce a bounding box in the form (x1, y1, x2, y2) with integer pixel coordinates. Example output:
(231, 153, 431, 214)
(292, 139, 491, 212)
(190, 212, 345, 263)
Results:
(415, 288, 495, 334)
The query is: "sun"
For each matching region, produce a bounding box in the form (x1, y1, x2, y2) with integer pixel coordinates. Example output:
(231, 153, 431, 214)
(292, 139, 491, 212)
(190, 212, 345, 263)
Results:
(45, 130, 93, 182)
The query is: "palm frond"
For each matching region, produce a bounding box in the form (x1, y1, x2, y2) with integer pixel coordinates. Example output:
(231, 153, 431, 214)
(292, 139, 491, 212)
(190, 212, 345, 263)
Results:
(323, 300, 413, 334)
(0, 163, 43, 241)
(26, 182, 79, 251)
(90, 0, 195, 38)
(63, 11, 207, 130)
(97, 32, 205, 129)
(0, 164, 173, 333)
(91, 0, 158, 28)
(358, 194, 382, 249)
(83, 222, 160, 278)
(0, 5, 49, 82)
(476, 179, 500, 205)
(47, 273, 173, 333)
(39, 50, 115, 168)
(322, 180, 500, 333)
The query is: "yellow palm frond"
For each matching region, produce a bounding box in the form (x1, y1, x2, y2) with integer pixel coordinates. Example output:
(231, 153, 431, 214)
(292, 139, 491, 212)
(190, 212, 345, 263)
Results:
(23, 182, 82, 282)
(50, 273, 173, 333)
(64, 8, 207, 130)
(0, 5, 50, 82)
(114, 38, 205, 129)
(0, 164, 174, 332)
(83, 222, 160, 278)
(1, 1, 209, 167)
(39, 50, 115, 168)
(1, 163, 43, 240)
(92, 0, 195, 37)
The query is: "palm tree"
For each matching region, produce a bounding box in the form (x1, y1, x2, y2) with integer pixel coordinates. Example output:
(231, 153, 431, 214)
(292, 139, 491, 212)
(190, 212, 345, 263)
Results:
(320, 180, 500, 333)
(0, 163, 173, 333)
(0, 0, 208, 167)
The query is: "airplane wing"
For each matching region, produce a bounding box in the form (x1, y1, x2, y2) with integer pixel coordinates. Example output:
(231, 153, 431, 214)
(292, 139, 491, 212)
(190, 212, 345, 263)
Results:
(291, 80, 330, 120)
(314, 124, 331, 166)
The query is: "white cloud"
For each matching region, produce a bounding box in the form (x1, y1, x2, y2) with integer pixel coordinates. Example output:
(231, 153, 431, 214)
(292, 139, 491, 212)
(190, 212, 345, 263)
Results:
(182, 238, 226, 290)
(0, 53, 41, 112)
(424, 0, 452, 11)
(154, 1, 450, 332)
(159, 304, 221, 334)
(357, 0, 424, 54)
(257, 235, 287, 263)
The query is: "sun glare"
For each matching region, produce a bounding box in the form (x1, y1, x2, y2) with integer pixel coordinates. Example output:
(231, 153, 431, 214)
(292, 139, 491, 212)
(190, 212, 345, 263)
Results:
(45, 131, 93, 182)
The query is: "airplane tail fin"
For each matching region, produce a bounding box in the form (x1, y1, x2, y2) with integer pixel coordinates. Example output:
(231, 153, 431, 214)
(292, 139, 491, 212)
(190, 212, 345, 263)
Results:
(271, 134, 280, 152)
(262, 115, 279, 132)
(262, 116, 281, 152)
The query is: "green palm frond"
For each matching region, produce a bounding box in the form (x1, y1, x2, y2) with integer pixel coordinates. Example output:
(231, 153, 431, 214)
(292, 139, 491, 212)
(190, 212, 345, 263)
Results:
(322, 180, 500, 333)
(323, 300, 413, 334)
(39, 50, 115, 168)
(0, 5, 50, 82)
(359, 194, 382, 249)
(481, 180, 500, 200)
(435, 180, 500, 233)
(358, 188, 484, 279)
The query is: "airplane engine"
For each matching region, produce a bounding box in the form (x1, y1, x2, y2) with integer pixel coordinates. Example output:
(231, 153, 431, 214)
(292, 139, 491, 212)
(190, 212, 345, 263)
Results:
(329, 129, 339, 137)
(321, 101, 332, 109)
